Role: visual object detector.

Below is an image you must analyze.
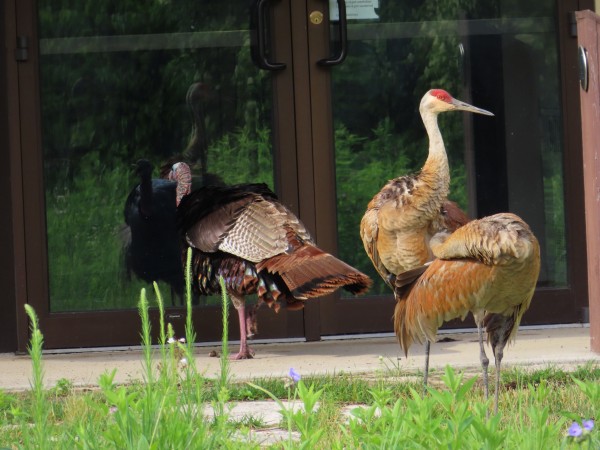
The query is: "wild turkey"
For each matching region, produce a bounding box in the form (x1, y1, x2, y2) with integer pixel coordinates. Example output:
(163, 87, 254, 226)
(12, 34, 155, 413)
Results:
(394, 213, 541, 413)
(123, 159, 191, 304)
(176, 183, 372, 359)
(360, 89, 491, 381)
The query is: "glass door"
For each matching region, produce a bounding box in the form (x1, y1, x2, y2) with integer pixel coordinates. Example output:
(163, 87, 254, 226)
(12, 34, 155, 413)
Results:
(13, 0, 588, 349)
(21, 0, 304, 348)
(317, 0, 581, 334)
(39, 2, 278, 312)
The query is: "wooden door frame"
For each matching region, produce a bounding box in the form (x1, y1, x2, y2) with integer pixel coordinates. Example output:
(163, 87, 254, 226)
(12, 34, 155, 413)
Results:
(1, 0, 25, 353)
(555, 0, 594, 321)
(1, 0, 594, 352)
(7, 0, 305, 351)
(575, 9, 600, 352)
(310, 0, 593, 335)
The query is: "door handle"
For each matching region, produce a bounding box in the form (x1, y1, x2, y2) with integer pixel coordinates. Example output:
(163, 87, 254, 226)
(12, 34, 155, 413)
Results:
(317, 0, 347, 66)
(250, 0, 286, 71)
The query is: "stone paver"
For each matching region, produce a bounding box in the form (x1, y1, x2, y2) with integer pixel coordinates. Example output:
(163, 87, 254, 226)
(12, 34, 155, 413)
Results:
(204, 400, 319, 426)
(204, 400, 316, 447)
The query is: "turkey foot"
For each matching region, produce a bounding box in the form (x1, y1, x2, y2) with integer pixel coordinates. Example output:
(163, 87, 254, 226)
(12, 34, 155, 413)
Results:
(230, 305, 255, 360)
(231, 344, 255, 360)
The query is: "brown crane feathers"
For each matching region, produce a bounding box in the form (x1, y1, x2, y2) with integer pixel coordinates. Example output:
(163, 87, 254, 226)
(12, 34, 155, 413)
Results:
(393, 213, 541, 356)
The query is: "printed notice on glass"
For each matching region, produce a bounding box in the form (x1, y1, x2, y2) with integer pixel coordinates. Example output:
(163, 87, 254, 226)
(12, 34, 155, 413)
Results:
(330, 0, 379, 21)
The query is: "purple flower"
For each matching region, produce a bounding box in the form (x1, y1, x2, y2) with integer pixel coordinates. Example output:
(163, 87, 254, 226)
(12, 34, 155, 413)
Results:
(288, 367, 301, 383)
(583, 419, 594, 432)
(568, 422, 583, 437)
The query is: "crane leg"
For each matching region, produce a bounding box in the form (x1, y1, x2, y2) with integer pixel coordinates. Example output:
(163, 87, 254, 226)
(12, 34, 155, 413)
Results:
(423, 340, 431, 393)
(493, 347, 504, 414)
(477, 324, 490, 401)
(231, 304, 255, 360)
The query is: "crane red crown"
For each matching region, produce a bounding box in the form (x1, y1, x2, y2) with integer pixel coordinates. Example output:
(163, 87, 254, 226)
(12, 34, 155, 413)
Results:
(429, 89, 452, 103)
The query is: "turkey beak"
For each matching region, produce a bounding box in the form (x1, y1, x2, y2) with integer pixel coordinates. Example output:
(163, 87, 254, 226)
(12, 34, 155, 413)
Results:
(451, 98, 494, 116)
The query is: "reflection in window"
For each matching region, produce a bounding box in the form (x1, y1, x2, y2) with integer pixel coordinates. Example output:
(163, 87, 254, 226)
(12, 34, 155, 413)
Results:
(39, 1, 274, 311)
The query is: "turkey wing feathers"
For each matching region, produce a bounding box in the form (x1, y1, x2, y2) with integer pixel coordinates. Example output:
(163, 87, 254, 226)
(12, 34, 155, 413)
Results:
(180, 184, 313, 262)
(180, 183, 372, 310)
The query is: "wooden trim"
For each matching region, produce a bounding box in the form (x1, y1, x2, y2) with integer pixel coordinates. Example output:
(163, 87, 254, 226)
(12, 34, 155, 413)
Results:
(557, 0, 592, 317)
(290, 1, 322, 341)
(16, 0, 52, 352)
(575, 9, 600, 352)
(37, 304, 305, 349)
(307, 0, 339, 255)
(271, 0, 299, 212)
(0, 0, 20, 352)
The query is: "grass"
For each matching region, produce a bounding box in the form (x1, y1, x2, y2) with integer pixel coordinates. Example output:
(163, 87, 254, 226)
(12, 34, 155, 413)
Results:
(1, 262, 598, 448)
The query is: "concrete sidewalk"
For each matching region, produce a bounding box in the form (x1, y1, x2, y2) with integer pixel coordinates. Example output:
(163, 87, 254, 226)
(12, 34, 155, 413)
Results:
(1, 326, 598, 391)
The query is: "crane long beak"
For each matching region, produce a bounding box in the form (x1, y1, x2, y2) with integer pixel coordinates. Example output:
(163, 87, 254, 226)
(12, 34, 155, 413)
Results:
(451, 99, 494, 116)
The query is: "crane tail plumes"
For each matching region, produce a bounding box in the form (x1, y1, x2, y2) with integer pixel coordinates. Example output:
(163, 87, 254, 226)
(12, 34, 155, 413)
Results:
(258, 243, 372, 298)
(394, 300, 412, 357)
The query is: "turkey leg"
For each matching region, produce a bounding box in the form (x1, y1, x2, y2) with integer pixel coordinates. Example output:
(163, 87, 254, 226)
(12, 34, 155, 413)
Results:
(231, 304, 255, 360)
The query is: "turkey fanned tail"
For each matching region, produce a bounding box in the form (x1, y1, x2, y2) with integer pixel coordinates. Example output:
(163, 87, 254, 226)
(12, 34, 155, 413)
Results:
(258, 243, 371, 298)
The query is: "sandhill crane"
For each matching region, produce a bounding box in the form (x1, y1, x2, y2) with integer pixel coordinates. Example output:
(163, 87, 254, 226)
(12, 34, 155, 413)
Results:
(360, 89, 492, 379)
(361, 89, 492, 284)
(395, 213, 541, 413)
(176, 182, 372, 359)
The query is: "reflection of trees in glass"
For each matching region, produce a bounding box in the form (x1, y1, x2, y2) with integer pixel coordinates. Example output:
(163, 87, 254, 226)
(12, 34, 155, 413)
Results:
(38, 0, 274, 310)
(37, 0, 568, 310)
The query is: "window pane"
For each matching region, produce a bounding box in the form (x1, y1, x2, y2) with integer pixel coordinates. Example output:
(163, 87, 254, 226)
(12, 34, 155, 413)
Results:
(39, 1, 274, 312)
(333, 0, 565, 296)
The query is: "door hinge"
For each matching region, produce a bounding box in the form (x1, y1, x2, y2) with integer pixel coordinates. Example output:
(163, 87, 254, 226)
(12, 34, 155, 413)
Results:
(15, 36, 29, 62)
(568, 11, 578, 37)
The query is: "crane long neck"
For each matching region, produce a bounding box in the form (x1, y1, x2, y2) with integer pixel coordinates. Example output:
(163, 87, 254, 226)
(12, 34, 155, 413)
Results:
(420, 109, 450, 196)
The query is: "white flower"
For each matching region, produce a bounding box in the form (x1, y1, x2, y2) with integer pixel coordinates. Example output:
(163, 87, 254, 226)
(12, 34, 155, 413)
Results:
(167, 337, 176, 344)
(180, 357, 188, 367)
(178, 337, 186, 343)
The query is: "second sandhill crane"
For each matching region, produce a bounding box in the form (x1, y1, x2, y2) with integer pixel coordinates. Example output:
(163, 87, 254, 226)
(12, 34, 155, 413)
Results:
(361, 89, 492, 376)
(395, 213, 541, 413)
